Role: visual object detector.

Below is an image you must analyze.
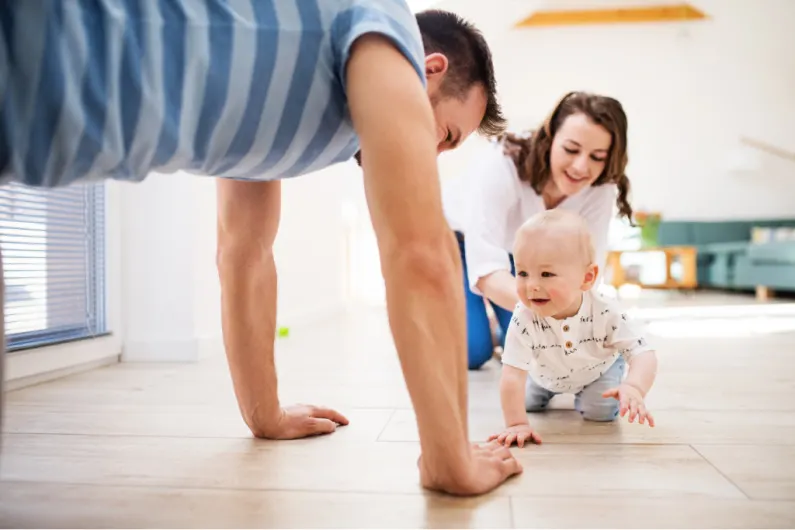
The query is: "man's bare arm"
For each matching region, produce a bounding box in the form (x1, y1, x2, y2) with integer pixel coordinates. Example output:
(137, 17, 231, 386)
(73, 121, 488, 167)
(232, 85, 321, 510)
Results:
(216, 179, 347, 439)
(345, 34, 521, 496)
(216, 179, 282, 437)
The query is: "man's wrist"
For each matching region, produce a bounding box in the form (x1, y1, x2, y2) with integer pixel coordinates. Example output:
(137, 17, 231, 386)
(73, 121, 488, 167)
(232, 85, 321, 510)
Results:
(246, 400, 283, 438)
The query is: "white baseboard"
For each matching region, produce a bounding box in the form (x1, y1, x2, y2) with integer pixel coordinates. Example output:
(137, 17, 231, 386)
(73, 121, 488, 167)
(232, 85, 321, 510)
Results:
(5, 354, 119, 392)
(5, 334, 122, 388)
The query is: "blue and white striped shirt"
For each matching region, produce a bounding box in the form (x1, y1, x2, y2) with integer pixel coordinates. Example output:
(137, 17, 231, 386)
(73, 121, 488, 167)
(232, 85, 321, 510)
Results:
(0, 0, 426, 188)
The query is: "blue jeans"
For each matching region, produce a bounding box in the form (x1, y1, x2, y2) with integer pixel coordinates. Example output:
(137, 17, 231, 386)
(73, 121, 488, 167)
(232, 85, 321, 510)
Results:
(455, 231, 515, 370)
(525, 356, 627, 422)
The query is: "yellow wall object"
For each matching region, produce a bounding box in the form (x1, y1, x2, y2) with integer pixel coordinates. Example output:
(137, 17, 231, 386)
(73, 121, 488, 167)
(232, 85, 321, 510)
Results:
(515, 4, 708, 28)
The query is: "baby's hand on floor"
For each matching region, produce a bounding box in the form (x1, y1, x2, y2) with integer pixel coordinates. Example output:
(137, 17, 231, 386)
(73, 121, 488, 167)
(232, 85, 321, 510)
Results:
(488, 424, 542, 447)
(602, 384, 655, 427)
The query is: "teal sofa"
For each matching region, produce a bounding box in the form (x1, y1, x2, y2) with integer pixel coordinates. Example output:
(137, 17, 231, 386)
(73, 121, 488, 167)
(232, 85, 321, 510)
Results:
(656, 219, 795, 294)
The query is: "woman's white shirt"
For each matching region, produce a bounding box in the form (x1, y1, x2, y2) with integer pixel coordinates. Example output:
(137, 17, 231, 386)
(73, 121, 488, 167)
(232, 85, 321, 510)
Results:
(442, 141, 617, 295)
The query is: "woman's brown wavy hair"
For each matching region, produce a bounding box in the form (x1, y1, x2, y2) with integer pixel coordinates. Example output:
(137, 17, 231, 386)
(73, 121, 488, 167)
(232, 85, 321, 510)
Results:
(497, 91, 634, 222)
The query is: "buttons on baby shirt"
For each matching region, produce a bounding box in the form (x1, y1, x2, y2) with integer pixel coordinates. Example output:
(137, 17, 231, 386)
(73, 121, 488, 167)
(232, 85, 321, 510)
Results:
(562, 322, 573, 349)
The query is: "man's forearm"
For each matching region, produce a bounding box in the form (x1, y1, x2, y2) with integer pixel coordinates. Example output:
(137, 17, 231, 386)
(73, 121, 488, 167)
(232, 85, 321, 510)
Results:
(477, 270, 519, 312)
(217, 248, 280, 437)
(623, 351, 658, 396)
(380, 231, 471, 470)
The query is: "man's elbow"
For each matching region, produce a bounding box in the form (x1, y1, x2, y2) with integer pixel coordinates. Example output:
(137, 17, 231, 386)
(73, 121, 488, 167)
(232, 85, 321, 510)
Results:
(215, 234, 273, 276)
(382, 236, 460, 292)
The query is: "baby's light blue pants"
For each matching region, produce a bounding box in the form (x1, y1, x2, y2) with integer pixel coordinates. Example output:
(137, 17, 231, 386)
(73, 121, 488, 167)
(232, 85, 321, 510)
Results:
(525, 356, 626, 422)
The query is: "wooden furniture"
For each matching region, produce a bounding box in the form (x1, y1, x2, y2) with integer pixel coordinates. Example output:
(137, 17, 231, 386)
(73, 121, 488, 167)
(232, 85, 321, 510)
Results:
(606, 246, 698, 290)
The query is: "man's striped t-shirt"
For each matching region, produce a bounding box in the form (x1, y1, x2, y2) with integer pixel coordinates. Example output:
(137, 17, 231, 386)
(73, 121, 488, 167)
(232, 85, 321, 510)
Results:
(0, 0, 427, 188)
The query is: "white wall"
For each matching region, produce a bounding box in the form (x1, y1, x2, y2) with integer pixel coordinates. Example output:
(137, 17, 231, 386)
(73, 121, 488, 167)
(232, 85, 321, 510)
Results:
(436, 0, 795, 220)
(272, 161, 359, 323)
(118, 159, 358, 362)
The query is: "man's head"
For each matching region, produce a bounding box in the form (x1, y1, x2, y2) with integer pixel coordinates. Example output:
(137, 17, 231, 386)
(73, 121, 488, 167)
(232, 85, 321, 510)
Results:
(512, 210, 599, 320)
(416, 9, 505, 153)
(352, 9, 504, 166)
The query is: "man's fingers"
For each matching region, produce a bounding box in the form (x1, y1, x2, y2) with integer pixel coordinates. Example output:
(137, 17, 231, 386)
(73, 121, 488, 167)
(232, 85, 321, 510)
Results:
(311, 406, 349, 426)
(489, 443, 513, 460)
(500, 454, 523, 477)
(306, 417, 337, 435)
(499, 446, 515, 461)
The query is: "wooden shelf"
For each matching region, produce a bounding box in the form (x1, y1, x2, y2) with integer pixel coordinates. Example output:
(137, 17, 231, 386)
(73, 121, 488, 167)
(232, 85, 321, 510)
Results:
(606, 246, 698, 290)
(516, 3, 707, 28)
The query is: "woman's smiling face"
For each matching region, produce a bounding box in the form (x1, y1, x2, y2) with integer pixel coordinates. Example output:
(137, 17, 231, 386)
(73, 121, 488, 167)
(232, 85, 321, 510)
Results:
(547, 112, 612, 198)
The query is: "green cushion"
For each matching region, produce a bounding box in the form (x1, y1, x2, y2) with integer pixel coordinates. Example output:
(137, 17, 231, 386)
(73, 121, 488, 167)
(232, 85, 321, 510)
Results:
(748, 241, 795, 264)
(697, 241, 750, 254)
(749, 264, 795, 291)
(657, 219, 795, 247)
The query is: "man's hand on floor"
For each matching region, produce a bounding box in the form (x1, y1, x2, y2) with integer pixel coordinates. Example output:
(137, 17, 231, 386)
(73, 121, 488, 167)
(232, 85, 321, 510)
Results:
(253, 404, 349, 439)
(418, 441, 523, 496)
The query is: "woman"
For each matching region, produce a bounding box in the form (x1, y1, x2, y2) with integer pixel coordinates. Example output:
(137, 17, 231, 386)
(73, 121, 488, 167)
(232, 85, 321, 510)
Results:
(443, 91, 635, 369)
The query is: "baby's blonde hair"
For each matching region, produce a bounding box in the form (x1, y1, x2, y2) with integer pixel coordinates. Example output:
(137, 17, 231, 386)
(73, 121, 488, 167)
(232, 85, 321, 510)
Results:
(514, 209, 596, 265)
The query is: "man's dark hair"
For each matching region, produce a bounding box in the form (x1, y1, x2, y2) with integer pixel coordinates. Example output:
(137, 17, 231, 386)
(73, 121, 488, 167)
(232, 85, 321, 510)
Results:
(415, 10, 505, 136)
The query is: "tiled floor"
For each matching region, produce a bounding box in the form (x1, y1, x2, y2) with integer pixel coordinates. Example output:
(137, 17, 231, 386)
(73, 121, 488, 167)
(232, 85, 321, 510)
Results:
(1, 292, 795, 528)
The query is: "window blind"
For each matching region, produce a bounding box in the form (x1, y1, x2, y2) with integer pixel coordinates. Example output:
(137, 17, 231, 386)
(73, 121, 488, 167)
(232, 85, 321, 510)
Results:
(0, 181, 107, 351)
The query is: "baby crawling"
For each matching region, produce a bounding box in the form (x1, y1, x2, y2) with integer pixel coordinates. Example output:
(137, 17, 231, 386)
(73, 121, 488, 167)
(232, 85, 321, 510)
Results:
(489, 209, 658, 447)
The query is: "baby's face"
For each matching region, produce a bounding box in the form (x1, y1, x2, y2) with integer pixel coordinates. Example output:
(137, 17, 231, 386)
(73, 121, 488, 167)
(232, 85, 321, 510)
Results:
(513, 227, 594, 319)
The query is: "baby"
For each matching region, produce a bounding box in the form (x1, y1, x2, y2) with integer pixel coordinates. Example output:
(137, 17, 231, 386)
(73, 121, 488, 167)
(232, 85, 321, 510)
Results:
(489, 209, 658, 448)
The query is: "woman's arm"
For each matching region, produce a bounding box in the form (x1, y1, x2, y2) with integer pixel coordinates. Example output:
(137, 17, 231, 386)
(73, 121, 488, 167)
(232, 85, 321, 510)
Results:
(476, 270, 518, 311)
(459, 145, 521, 311)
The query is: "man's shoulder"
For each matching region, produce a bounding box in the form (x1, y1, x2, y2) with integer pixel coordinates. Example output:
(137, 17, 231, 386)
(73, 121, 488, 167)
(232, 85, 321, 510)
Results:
(325, 0, 426, 87)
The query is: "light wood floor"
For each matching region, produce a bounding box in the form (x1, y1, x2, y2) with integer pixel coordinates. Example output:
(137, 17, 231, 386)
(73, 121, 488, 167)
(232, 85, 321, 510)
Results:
(2, 292, 795, 528)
